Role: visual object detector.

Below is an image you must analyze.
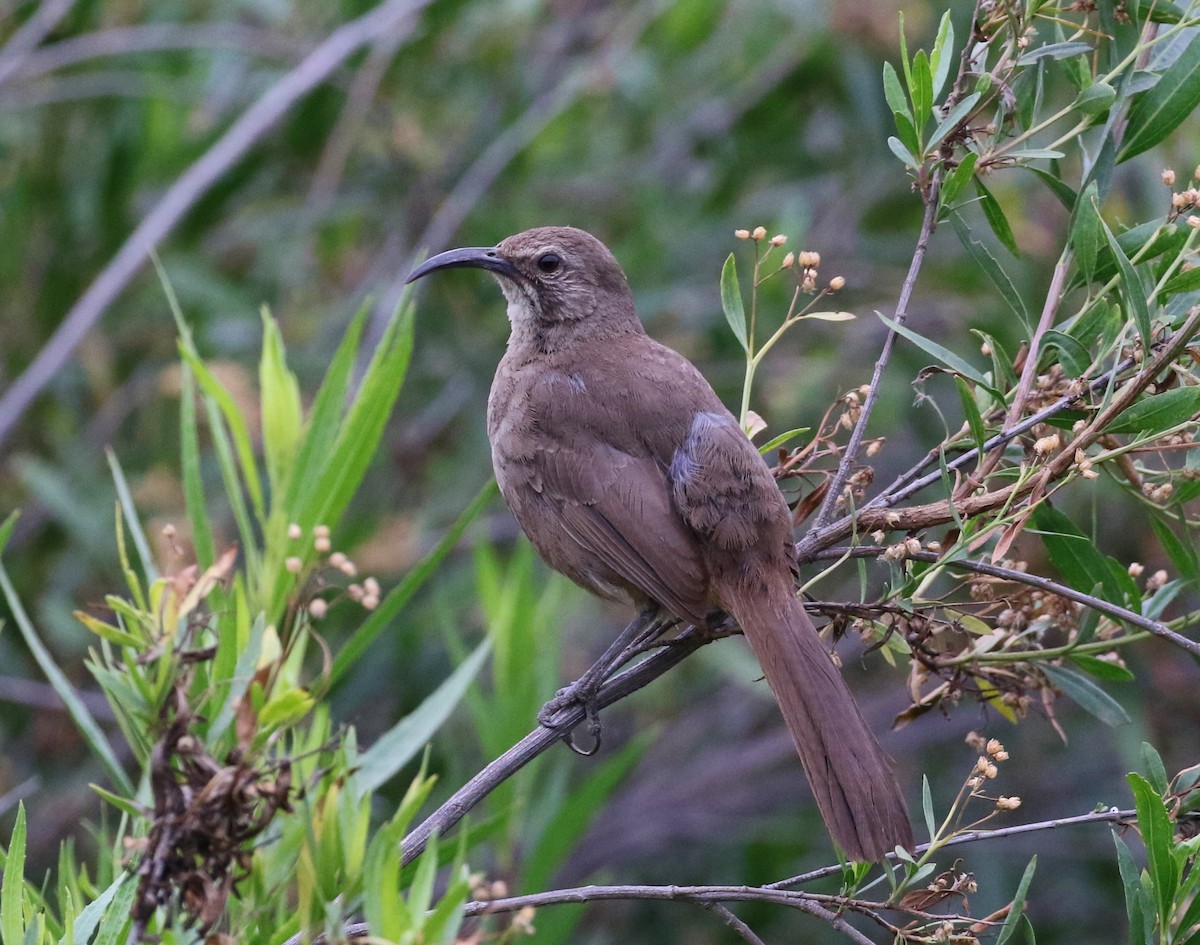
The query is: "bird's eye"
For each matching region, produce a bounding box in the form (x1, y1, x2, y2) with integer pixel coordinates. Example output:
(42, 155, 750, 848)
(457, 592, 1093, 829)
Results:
(536, 252, 562, 273)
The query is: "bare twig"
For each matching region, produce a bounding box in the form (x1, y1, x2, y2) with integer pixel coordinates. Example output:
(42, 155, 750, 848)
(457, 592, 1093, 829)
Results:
(0, 0, 77, 87)
(0, 0, 433, 452)
(699, 902, 769, 945)
(400, 626, 712, 865)
(14, 23, 312, 80)
(815, 546, 1200, 658)
(308, 29, 406, 211)
(812, 177, 942, 532)
(772, 806, 1139, 889)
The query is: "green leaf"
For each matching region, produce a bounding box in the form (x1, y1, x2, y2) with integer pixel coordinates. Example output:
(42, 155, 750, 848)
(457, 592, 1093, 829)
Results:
(354, 640, 491, 795)
(996, 855, 1037, 945)
(179, 345, 266, 524)
(1069, 654, 1134, 681)
(940, 151, 978, 208)
(1128, 772, 1180, 929)
(950, 214, 1030, 324)
(883, 61, 911, 121)
(1021, 166, 1077, 210)
(330, 480, 496, 686)
(88, 784, 145, 819)
(928, 93, 981, 153)
(307, 298, 415, 539)
(1100, 215, 1152, 348)
(974, 177, 1020, 256)
(893, 110, 922, 160)
(0, 564, 133, 794)
(928, 10, 955, 99)
(0, 511, 17, 558)
(1018, 41, 1093, 64)
(1149, 515, 1200, 582)
(1071, 181, 1102, 283)
(955, 375, 987, 453)
(720, 254, 747, 350)
(69, 873, 127, 945)
(106, 449, 157, 585)
(1031, 503, 1122, 601)
(911, 49, 933, 128)
(1106, 387, 1200, 436)
(179, 364, 215, 571)
(876, 312, 997, 392)
(1120, 38, 1200, 162)
(1114, 830, 1154, 945)
(2, 803, 26, 945)
(757, 427, 809, 454)
(259, 308, 303, 498)
(921, 775, 937, 839)
(1041, 330, 1092, 377)
(887, 135, 920, 168)
(1161, 266, 1200, 298)
(1044, 664, 1131, 726)
(1139, 742, 1170, 795)
(1076, 80, 1117, 115)
(90, 870, 137, 945)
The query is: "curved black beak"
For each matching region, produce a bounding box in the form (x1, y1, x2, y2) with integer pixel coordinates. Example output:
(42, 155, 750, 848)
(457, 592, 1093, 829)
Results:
(405, 246, 520, 284)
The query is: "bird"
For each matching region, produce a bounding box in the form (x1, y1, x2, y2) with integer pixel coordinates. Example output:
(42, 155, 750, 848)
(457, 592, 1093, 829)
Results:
(405, 225, 912, 861)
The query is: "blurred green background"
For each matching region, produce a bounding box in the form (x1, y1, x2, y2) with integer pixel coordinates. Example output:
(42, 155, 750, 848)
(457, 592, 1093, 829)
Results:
(1, 0, 1198, 942)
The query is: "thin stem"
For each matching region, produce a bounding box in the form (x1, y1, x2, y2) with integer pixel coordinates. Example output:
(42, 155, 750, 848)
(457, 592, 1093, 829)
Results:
(0, 0, 434, 452)
(812, 173, 942, 531)
(815, 546, 1200, 658)
(401, 626, 711, 865)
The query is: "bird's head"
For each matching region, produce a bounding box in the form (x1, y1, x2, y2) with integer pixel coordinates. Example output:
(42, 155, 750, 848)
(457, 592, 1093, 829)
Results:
(405, 227, 636, 337)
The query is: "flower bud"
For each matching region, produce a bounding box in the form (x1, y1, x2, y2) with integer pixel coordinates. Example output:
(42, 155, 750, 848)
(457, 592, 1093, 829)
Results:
(829, 275, 846, 291)
(1163, 168, 1177, 186)
(309, 598, 328, 619)
(752, 226, 767, 241)
(770, 233, 787, 246)
(734, 229, 750, 240)
(285, 556, 302, 574)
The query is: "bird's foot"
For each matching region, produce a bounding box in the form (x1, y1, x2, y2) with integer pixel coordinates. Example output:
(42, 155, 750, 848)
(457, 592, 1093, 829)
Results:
(538, 684, 604, 756)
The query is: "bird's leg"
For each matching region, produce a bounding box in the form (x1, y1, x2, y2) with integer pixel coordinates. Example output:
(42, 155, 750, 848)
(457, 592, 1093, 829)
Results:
(538, 606, 671, 754)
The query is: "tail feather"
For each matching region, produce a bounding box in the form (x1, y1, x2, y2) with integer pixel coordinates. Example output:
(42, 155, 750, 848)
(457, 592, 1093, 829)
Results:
(724, 580, 912, 861)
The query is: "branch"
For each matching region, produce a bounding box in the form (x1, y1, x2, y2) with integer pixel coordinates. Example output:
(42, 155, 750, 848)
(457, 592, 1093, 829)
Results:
(0, 0, 77, 88)
(771, 806, 1139, 889)
(13, 23, 312, 80)
(400, 626, 712, 865)
(812, 171, 942, 531)
(815, 545, 1200, 658)
(0, 0, 433, 453)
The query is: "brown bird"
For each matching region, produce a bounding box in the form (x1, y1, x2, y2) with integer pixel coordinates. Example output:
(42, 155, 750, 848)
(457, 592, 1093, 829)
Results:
(406, 226, 912, 861)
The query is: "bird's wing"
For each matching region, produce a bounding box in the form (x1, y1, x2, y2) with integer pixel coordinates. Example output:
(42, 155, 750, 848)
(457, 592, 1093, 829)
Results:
(531, 438, 712, 624)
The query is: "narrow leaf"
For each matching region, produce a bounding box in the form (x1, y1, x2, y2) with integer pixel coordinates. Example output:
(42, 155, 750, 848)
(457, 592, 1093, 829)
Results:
(876, 312, 995, 390)
(1042, 330, 1092, 377)
(1071, 181, 1102, 282)
(940, 151, 978, 208)
(1128, 772, 1180, 928)
(0, 565, 132, 794)
(1069, 654, 1134, 682)
(259, 309, 303, 498)
(355, 640, 491, 795)
(1044, 664, 1131, 726)
(720, 254, 748, 350)
(1, 803, 26, 945)
(955, 375, 987, 453)
(929, 10, 955, 99)
(996, 856, 1037, 945)
(1120, 38, 1200, 161)
(330, 480, 496, 686)
(950, 214, 1030, 323)
(1105, 387, 1200, 436)
(1139, 742, 1170, 795)
(883, 61, 911, 121)
(928, 93, 981, 152)
(1100, 215, 1152, 348)
(974, 177, 1020, 256)
(911, 48, 933, 127)
(1161, 266, 1200, 298)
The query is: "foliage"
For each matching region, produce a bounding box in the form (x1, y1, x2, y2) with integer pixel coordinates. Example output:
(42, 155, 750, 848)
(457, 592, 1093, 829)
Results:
(3, 1, 1200, 944)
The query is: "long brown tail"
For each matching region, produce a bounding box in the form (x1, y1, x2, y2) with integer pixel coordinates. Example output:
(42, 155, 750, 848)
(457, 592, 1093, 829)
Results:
(723, 578, 912, 861)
